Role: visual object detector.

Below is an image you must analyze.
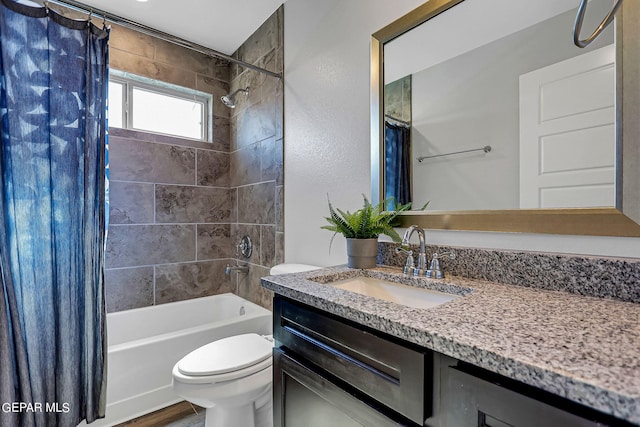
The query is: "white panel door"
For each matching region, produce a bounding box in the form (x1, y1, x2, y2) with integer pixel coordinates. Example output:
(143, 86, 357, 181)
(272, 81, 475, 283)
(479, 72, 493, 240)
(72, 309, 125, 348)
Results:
(519, 45, 615, 209)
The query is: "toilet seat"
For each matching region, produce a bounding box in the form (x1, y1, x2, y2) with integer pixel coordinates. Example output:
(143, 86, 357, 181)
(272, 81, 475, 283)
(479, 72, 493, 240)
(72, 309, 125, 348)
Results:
(175, 333, 273, 384)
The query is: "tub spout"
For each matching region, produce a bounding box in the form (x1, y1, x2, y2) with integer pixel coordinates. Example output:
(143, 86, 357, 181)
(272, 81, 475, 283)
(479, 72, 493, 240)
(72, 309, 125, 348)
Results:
(225, 264, 249, 275)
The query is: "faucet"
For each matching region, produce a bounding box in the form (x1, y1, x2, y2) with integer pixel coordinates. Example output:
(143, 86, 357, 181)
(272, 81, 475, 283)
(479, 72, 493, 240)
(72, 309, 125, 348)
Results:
(225, 264, 249, 275)
(395, 246, 415, 275)
(401, 225, 427, 276)
(426, 251, 456, 279)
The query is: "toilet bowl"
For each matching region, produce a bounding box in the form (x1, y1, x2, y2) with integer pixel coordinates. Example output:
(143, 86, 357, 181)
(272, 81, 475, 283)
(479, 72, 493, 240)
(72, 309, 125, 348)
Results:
(172, 264, 320, 427)
(172, 333, 274, 427)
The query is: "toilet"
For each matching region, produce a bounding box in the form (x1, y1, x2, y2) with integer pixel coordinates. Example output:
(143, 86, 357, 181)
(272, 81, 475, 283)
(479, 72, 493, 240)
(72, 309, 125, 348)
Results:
(171, 263, 320, 427)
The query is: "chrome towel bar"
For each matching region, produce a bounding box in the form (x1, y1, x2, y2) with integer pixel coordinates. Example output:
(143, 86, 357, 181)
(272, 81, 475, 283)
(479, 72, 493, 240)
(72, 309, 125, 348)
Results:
(417, 145, 491, 162)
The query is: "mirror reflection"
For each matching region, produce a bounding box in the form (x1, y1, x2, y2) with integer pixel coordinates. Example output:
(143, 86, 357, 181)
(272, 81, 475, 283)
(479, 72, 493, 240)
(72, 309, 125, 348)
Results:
(383, 0, 615, 211)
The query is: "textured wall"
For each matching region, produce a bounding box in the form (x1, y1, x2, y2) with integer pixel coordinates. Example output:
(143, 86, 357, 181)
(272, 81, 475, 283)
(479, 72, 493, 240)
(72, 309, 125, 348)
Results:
(284, 0, 640, 263)
(227, 8, 284, 310)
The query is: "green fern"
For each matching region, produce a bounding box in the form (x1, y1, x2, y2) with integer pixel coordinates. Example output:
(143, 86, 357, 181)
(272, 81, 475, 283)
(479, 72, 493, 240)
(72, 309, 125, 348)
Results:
(321, 194, 424, 247)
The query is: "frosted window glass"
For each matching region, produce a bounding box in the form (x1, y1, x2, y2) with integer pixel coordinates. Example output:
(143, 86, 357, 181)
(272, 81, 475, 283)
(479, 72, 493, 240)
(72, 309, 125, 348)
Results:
(108, 81, 123, 129)
(132, 88, 204, 140)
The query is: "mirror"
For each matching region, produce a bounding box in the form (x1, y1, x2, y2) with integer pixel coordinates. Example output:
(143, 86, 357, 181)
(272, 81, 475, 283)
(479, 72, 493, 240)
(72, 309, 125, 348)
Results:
(371, 0, 640, 236)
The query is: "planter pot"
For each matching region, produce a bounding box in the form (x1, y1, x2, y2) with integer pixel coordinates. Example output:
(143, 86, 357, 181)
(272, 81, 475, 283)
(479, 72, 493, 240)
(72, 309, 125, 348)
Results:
(346, 238, 379, 269)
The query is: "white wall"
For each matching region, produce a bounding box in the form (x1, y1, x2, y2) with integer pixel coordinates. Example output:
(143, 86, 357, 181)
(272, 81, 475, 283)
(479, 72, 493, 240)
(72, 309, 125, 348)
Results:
(284, 0, 640, 267)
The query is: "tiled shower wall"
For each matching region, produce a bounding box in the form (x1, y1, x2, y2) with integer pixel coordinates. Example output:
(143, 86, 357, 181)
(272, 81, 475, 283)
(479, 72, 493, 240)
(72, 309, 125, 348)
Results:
(228, 8, 284, 310)
(101, 7, 284, 312)
(97, 17, 227, 312)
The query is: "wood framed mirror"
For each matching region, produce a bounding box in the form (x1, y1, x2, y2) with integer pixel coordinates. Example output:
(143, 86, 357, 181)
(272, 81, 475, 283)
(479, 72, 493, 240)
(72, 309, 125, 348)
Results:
(371, 0, 640, 236)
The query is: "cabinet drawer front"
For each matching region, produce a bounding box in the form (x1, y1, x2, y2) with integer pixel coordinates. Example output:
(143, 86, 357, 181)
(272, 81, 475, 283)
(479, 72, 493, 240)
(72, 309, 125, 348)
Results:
(443, 366, 606, 427)
(274, 297, 430, 425)
(274, 349, 408, 427)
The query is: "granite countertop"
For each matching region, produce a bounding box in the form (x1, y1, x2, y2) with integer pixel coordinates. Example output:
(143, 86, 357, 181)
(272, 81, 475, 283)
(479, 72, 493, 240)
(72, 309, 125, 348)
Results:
(261, 265, 640, 425)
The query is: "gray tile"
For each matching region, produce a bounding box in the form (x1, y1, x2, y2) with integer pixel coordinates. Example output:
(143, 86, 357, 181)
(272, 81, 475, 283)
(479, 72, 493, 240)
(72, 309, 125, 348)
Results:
(156, 185, 232, 223)
(275, 232, 284, 265)
(229, 188, 238, 224)
(110, 49, 197, 90)
(274, 71, 284, 141)
(154, 133, 224, 151)
(260, 137, 276, 182)
(212, 116, 231, 152)
(237, 182, 275, 224)
(155, 260, 234, 304)
(275, 185, 284, 232)
(109, 181, 154, 225)
(109, 23, 155, 59)
(104, 267, 154, 313)
(109, 136, 195, 185)
(231, 224, 260, 264)
(197, 150, 229, 187)
(231, 142, 261, 187)
(105, 224, 195, 268)
(108, 127, 155, 142)
(197, 224, 231, 260)
(154, 39, 214, 76)
(235, 11, 279, 67)
(237, 265, 273, 311)
(196, 63, 230, 88)
(234, 99, 276, 149)
(260, 225, 276, 267)
(274, 138, 283, 186)
(196, 74, 229, 100)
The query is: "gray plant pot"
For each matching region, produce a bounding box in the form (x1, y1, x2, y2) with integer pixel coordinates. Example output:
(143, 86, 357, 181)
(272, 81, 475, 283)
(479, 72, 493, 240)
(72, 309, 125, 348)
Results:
(346, 238, 379, 269)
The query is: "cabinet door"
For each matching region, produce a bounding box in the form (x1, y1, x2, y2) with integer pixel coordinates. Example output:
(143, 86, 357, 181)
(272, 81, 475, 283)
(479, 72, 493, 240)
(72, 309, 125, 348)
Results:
(440, 365, 606, 427)
(273, 349, 412, 427)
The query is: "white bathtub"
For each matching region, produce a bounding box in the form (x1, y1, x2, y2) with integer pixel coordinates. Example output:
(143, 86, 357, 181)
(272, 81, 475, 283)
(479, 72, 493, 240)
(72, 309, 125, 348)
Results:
(82, 293, 272, 426)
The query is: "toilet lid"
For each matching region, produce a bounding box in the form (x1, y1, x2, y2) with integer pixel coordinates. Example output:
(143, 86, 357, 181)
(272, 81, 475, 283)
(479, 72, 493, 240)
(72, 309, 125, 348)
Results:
(177, 333, 272, 377)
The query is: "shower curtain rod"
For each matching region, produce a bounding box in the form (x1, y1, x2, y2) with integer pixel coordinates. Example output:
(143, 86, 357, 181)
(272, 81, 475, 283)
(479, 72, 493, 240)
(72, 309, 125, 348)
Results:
(46, 0, 283, 80)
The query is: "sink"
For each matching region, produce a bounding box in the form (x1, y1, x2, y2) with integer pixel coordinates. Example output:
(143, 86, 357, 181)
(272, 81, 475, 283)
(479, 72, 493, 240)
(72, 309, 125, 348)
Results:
(327, 276, 459, 309)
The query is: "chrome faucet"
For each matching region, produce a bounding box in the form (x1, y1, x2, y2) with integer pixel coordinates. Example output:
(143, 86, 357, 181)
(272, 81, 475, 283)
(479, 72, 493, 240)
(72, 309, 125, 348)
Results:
(225, 264, 249, 275)
(401, 225, 427, 276)
(426, 251, 456, 279)
(395, 246, 415, 275)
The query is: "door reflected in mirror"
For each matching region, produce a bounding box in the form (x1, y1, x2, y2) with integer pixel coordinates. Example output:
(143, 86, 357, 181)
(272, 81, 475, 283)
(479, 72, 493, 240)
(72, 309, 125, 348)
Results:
(382, 0, 615, 212)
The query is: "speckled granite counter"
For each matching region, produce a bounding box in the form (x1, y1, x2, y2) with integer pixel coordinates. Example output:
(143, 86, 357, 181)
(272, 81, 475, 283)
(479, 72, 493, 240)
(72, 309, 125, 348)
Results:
(261, 266, 640, 425)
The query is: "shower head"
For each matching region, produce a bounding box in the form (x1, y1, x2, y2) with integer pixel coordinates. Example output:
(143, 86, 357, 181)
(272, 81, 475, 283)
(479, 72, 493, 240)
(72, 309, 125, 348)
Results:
(221, 87, 249, 108)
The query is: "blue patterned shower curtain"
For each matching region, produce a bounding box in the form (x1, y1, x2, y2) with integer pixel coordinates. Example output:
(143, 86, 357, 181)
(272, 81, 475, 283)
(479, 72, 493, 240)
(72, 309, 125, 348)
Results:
(385, 121, 412, 207)
(0, 1, 109, 425)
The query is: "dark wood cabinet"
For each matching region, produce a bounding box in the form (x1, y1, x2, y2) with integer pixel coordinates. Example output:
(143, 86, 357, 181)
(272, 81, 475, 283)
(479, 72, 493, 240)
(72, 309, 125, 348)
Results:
(273, 296, 430, 426)
(434, 357, 607, 427)
(273, 296, 633, 427)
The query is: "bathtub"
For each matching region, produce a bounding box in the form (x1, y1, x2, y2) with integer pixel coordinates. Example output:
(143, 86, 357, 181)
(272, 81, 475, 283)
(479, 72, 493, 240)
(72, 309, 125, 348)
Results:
(82, 293, 272, 426)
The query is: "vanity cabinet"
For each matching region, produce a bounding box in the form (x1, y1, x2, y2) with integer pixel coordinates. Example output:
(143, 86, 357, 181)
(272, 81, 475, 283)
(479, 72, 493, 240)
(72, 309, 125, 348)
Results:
(273, 296, 632, 427)
(434, 356, 612, 427)
(273, 296, 431, 426)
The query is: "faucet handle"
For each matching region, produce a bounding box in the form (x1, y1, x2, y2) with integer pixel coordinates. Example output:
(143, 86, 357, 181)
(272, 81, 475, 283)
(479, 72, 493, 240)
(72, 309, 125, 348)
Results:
(404, 252, 415, 275)
(395, 246, 415, 275)
(426, 251, 455, 279)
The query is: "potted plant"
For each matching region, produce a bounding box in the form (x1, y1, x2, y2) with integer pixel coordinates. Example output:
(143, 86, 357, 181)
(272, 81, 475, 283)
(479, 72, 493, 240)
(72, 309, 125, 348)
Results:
(321, 195, 413, 268)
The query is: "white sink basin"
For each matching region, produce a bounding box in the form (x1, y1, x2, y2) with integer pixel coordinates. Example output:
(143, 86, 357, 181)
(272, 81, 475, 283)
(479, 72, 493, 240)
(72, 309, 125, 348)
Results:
(328, 276, 459, 309)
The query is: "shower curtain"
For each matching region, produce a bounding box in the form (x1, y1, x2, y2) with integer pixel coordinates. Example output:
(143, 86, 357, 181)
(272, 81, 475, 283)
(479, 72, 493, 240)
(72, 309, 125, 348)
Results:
(385, 121, 411, 207)
(0, 1, 109, 425)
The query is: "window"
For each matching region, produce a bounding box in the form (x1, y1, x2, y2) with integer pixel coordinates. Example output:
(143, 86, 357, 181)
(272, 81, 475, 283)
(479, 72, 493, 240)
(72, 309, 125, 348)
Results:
(108, 70, 212, 141)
